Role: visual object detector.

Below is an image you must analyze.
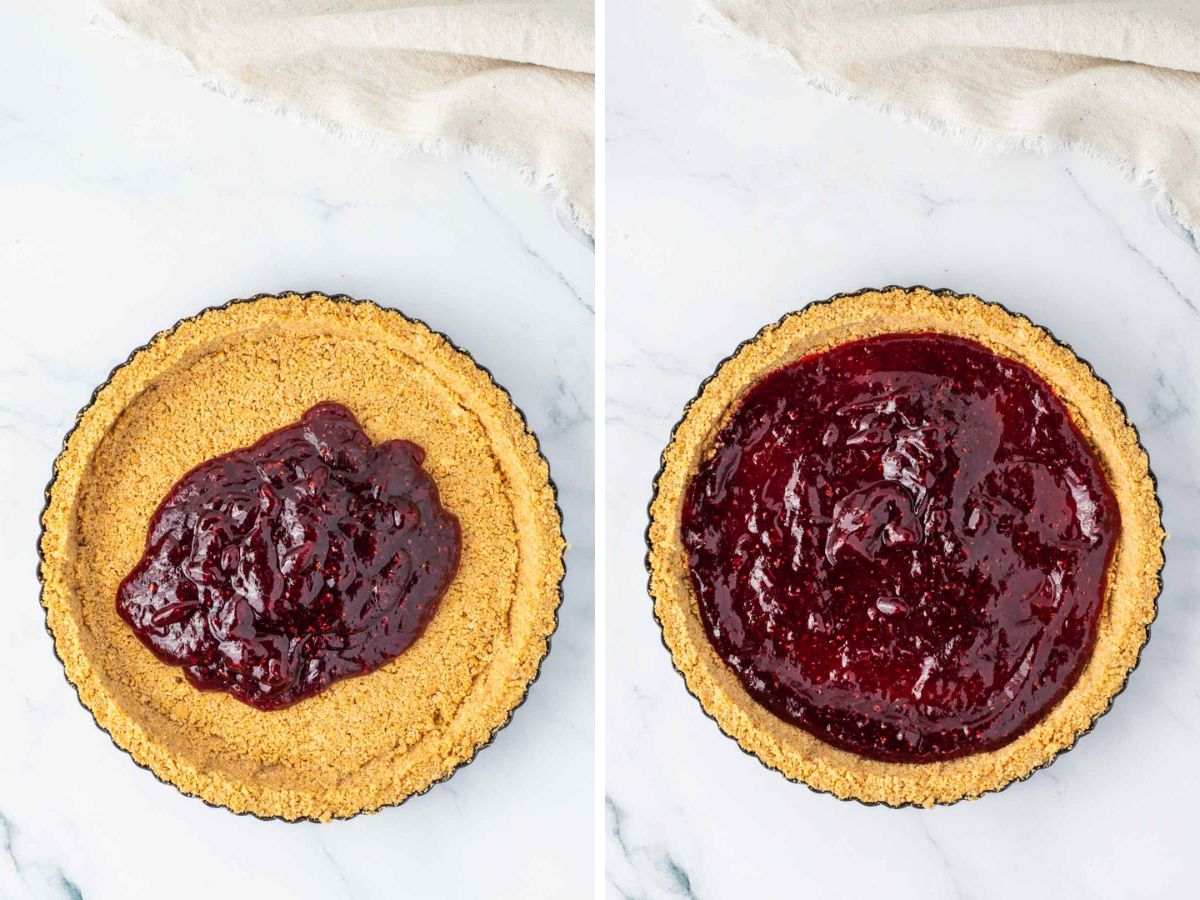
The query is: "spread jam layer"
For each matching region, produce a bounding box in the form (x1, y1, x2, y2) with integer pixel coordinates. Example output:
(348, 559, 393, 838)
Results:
(682, 334, 1118, 763)
(117, 402, 460, 710)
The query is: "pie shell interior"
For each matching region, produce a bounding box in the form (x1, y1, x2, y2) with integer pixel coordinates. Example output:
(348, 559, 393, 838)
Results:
(648, 287, 1164, 807)
(39, 293, 565, 821)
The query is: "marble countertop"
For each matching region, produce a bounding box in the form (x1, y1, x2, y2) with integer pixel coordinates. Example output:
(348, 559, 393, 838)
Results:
(0, 3, 593, 899)
(606, 2, 1200, 899)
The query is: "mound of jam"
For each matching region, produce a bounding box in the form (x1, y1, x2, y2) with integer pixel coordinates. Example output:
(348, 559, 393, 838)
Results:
(117, 402, 460, 710)
(682, 334, 1118, 762)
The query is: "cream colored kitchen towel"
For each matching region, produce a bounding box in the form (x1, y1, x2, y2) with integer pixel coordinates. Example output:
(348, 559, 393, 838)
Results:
(98, 0, 594, 232)
(701, 0, 1200, 241)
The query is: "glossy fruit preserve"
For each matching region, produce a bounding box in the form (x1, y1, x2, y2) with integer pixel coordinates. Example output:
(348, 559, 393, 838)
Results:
(682, 333, 1118, 762)
(117, 402, 460, 710)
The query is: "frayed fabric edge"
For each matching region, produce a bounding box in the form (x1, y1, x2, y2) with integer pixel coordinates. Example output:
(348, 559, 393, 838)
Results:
(88, 2, 594, 235)
(695, 3, 1196, 247)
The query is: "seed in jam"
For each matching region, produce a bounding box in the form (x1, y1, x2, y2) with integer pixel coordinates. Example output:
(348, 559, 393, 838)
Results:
(117, 402, 460, 710)
(682, 333, 1118, 763)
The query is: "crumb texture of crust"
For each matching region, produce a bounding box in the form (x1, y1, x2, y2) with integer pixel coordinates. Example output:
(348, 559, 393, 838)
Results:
(39, 293, 565, 821)
(648, 286, 1165, 808)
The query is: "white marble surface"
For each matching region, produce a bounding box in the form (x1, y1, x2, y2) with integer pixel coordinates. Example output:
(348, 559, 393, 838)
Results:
(606, 2, 1200, 898)
(0, 2, 594, 898)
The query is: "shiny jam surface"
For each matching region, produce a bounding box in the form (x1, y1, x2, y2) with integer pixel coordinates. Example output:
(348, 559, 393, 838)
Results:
(117, 402, 460, 710)
(682, 334, 1118, 762)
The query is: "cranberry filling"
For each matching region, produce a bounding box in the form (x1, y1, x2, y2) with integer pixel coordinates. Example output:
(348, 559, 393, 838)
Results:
(117, 402, 460, 710)
(682, 334, 1117, 762)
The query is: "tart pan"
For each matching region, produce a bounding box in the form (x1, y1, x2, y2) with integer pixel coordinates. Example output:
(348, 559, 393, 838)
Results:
(647, 286, 1164, 807)
(39, 292, 566, 821)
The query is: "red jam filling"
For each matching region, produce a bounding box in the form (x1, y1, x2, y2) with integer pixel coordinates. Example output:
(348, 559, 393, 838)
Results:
(682, 333, 1118, 762)
(117, 402, 460, 710)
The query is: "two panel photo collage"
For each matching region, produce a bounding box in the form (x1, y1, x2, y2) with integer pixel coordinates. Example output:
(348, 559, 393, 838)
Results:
(4, 1, 1199, 898)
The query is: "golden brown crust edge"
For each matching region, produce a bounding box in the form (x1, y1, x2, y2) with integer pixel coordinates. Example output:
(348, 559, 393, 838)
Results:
(648, 287, 1164, 808)
(38, 292, 566, 821)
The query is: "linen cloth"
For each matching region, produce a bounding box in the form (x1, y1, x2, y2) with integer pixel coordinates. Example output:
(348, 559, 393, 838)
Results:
(702, 0, 1200, 240)
(100, 0, 594, 231)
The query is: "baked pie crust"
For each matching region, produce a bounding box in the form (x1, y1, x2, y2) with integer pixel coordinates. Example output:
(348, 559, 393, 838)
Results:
(648, 287, 1164, 807)
(40, 292, 565, 821)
